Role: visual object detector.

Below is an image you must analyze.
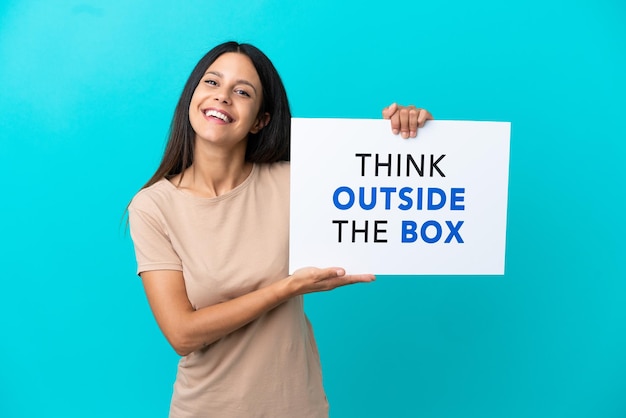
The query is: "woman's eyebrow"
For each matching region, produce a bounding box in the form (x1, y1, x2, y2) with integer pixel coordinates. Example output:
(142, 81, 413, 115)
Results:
(204, 70, 258, 95)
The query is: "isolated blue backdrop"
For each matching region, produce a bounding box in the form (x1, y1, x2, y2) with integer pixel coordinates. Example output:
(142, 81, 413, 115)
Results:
(1, 1, 624, 417)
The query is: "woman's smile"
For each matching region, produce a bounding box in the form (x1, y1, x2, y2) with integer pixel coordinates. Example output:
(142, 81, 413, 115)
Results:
(203, 108, 234, 124)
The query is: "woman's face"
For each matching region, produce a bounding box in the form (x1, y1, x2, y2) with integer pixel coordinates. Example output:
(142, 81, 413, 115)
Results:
(189, 52, 267, 150)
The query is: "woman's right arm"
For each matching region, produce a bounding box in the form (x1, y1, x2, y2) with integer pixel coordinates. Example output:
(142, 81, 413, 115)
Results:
(141, 267, 374, 356)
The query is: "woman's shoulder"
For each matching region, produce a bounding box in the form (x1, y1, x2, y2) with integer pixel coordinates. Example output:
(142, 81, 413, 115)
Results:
(258, 160, 290, 175)
(255, 161, 290, 185)
(129, 178, 175, 212)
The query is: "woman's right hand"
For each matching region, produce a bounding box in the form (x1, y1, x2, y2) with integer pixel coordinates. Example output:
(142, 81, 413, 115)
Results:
(285, 267, 375, 296)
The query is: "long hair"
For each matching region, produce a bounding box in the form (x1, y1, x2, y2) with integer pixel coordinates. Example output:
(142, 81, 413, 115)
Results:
(140, 41, 291, 191)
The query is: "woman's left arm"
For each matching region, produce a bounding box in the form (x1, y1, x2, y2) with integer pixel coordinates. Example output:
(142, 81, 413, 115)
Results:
(382, 103, 433, 138)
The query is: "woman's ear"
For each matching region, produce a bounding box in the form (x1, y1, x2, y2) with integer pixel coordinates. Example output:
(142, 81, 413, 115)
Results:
(250, 112, 271, 134)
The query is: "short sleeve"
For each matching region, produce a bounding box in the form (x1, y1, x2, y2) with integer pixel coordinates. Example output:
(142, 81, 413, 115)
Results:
(128, 199, 182, 275)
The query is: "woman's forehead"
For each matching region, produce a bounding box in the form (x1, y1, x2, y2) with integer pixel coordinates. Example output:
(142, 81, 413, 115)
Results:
(206, 53, 261, 84)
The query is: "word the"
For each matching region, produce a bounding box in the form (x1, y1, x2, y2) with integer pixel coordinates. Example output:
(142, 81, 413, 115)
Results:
(332, 220, 388, 243)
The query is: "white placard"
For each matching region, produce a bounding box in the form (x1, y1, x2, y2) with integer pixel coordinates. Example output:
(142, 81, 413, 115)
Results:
(289, 119, 511, 275)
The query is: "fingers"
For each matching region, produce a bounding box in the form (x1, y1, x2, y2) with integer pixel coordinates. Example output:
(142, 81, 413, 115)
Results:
(409, 108, 419, 138)
(382, 102, 398, 120)
(344, 273, 377, 284)
(396, 105, 418, 139)
(316, 267, 375, 288)
(320, 272, 375, 291)
(417, 108, 434, 128)
(383, 103, 434, 139)
(291, 267, 375, 294)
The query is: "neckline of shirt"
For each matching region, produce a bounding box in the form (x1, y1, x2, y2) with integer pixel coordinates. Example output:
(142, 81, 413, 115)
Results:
(161, 163, 258, 203)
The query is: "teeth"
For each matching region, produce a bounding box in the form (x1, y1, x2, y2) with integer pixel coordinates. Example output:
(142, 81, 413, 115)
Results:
(204, 109, 231, 122)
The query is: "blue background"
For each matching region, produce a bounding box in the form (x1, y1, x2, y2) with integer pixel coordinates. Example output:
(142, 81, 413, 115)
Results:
(1, 1, 624, 417)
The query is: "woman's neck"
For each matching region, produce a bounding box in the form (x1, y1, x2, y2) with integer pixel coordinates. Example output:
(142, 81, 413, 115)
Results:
(174, 142, 253, 198)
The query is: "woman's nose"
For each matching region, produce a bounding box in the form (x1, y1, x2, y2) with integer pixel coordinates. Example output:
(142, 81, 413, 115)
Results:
(213, 89, 231, 104)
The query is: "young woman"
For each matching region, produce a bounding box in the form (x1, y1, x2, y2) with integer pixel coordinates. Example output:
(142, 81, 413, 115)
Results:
(128, 41, 432, 418)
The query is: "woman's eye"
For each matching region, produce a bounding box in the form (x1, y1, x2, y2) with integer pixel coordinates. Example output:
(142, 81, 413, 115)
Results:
(235, 89, 250, 97)
(204, 79, 217, 86)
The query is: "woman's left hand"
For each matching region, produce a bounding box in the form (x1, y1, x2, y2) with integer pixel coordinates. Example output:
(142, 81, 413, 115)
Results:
(382, 103, 433, 139)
